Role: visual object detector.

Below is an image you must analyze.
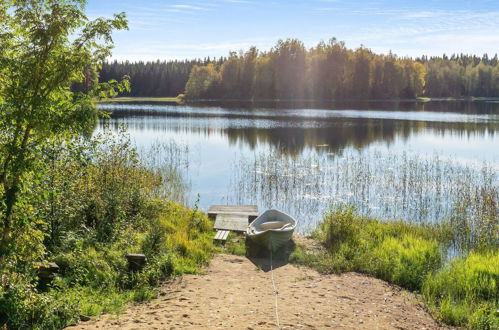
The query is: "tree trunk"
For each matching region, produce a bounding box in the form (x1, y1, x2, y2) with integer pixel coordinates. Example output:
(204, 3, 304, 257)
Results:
(0, 126, 32, 267)
(0, 186, 17, 255)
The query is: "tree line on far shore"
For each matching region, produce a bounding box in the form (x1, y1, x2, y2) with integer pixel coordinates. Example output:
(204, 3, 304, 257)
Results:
(99, 58, 220, 97)
(99, 58, 224, 97)
(100, 38, 499, 100)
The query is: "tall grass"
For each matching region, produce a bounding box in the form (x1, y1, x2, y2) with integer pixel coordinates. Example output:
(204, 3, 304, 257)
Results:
(310, 205, 448, 283)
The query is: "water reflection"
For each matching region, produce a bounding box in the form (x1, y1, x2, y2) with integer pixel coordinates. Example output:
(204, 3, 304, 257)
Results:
(96, 101, 498, 232)
(100, 111, 497, 155)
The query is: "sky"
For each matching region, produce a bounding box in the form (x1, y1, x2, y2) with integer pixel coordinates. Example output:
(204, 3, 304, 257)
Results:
(86, 0, 499, 61)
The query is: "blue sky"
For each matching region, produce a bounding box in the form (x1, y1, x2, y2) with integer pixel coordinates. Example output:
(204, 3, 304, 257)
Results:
(86, 0, 499, 61)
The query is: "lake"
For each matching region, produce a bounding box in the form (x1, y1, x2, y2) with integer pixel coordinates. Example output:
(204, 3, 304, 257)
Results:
(97, 100, 498, 234)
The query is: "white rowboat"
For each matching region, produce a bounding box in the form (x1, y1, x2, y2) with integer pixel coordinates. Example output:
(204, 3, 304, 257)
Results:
(246, 209, 297, 251)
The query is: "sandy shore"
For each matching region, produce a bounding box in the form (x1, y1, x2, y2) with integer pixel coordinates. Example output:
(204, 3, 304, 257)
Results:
(70, 254, 449, 329)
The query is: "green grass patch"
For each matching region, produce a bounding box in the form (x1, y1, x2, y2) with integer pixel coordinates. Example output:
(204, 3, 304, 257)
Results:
(288, 243, 325, 270)
(215, 233, 247, 256)
(311, 205, 448, 279)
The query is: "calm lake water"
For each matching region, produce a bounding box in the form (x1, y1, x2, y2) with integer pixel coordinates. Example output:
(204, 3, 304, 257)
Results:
(97, 100, 498, 233)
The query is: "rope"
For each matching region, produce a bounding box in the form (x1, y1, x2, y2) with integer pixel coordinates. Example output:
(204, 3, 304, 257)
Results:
(269, 243, 281, 329)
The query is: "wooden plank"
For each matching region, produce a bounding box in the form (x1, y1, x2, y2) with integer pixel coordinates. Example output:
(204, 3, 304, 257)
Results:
(214, 214, 249, 232)
(208, 205, 258, 213)
(214, 230, 230, 241)
(208, 205, 258, 217)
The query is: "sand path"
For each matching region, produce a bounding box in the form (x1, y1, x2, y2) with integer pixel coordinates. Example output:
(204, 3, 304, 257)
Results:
(71, 253, 450, 329)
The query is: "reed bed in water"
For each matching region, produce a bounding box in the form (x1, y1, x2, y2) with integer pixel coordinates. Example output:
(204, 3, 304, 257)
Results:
(138, 139, 191, 205)
(229, 149, 497, 251)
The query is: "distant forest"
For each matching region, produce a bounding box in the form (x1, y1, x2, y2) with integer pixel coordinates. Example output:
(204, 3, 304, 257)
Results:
(100, 38, 499, 100)
(99, 58, 224, 97)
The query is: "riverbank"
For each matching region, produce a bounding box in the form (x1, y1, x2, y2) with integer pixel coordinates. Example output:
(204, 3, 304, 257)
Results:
(97, 97, 181, 103)
(67, 206, 498, 330)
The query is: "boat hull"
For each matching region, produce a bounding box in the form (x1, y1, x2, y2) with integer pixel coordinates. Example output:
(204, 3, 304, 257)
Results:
(246, 209, 297, 252)
(247, 229, 294, 252)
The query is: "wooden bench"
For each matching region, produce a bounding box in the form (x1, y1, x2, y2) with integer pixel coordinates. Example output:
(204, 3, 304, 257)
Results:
(214, 230, 230, 242)
(208, 205, 259, 242)
(207, 205, 259, 223)
(214, 214, 249, 232)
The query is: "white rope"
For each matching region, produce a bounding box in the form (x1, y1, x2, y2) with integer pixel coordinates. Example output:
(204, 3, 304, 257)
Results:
(270, 244, 281, 329)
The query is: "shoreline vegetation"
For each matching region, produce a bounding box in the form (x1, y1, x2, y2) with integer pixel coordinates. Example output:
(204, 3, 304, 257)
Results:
(287, 206, 498, 329)
(97, 95, 499, 104)
(0, 132, 215, 329)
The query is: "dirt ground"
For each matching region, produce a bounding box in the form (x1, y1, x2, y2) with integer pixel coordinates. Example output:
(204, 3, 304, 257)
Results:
(70, 253, 450, 330)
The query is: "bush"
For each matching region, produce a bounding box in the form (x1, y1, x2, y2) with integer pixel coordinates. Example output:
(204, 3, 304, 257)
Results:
(315, 205, 362, 250)
(0, 280, 80, 330)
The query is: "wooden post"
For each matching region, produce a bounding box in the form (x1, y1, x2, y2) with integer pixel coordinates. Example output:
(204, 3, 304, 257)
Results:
(125, 253, 147, 272)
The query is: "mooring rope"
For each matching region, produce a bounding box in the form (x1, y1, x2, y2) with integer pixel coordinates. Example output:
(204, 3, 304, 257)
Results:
(269, 243, 281, 329)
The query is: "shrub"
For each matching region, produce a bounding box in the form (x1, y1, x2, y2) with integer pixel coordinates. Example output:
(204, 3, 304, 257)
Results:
(0, 279, 80, 330)
(314, 204, 362, 250)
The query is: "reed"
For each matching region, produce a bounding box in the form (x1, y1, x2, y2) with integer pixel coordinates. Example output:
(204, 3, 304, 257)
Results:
(138, 139, 191, 205)
(231, 149, 497, 251)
